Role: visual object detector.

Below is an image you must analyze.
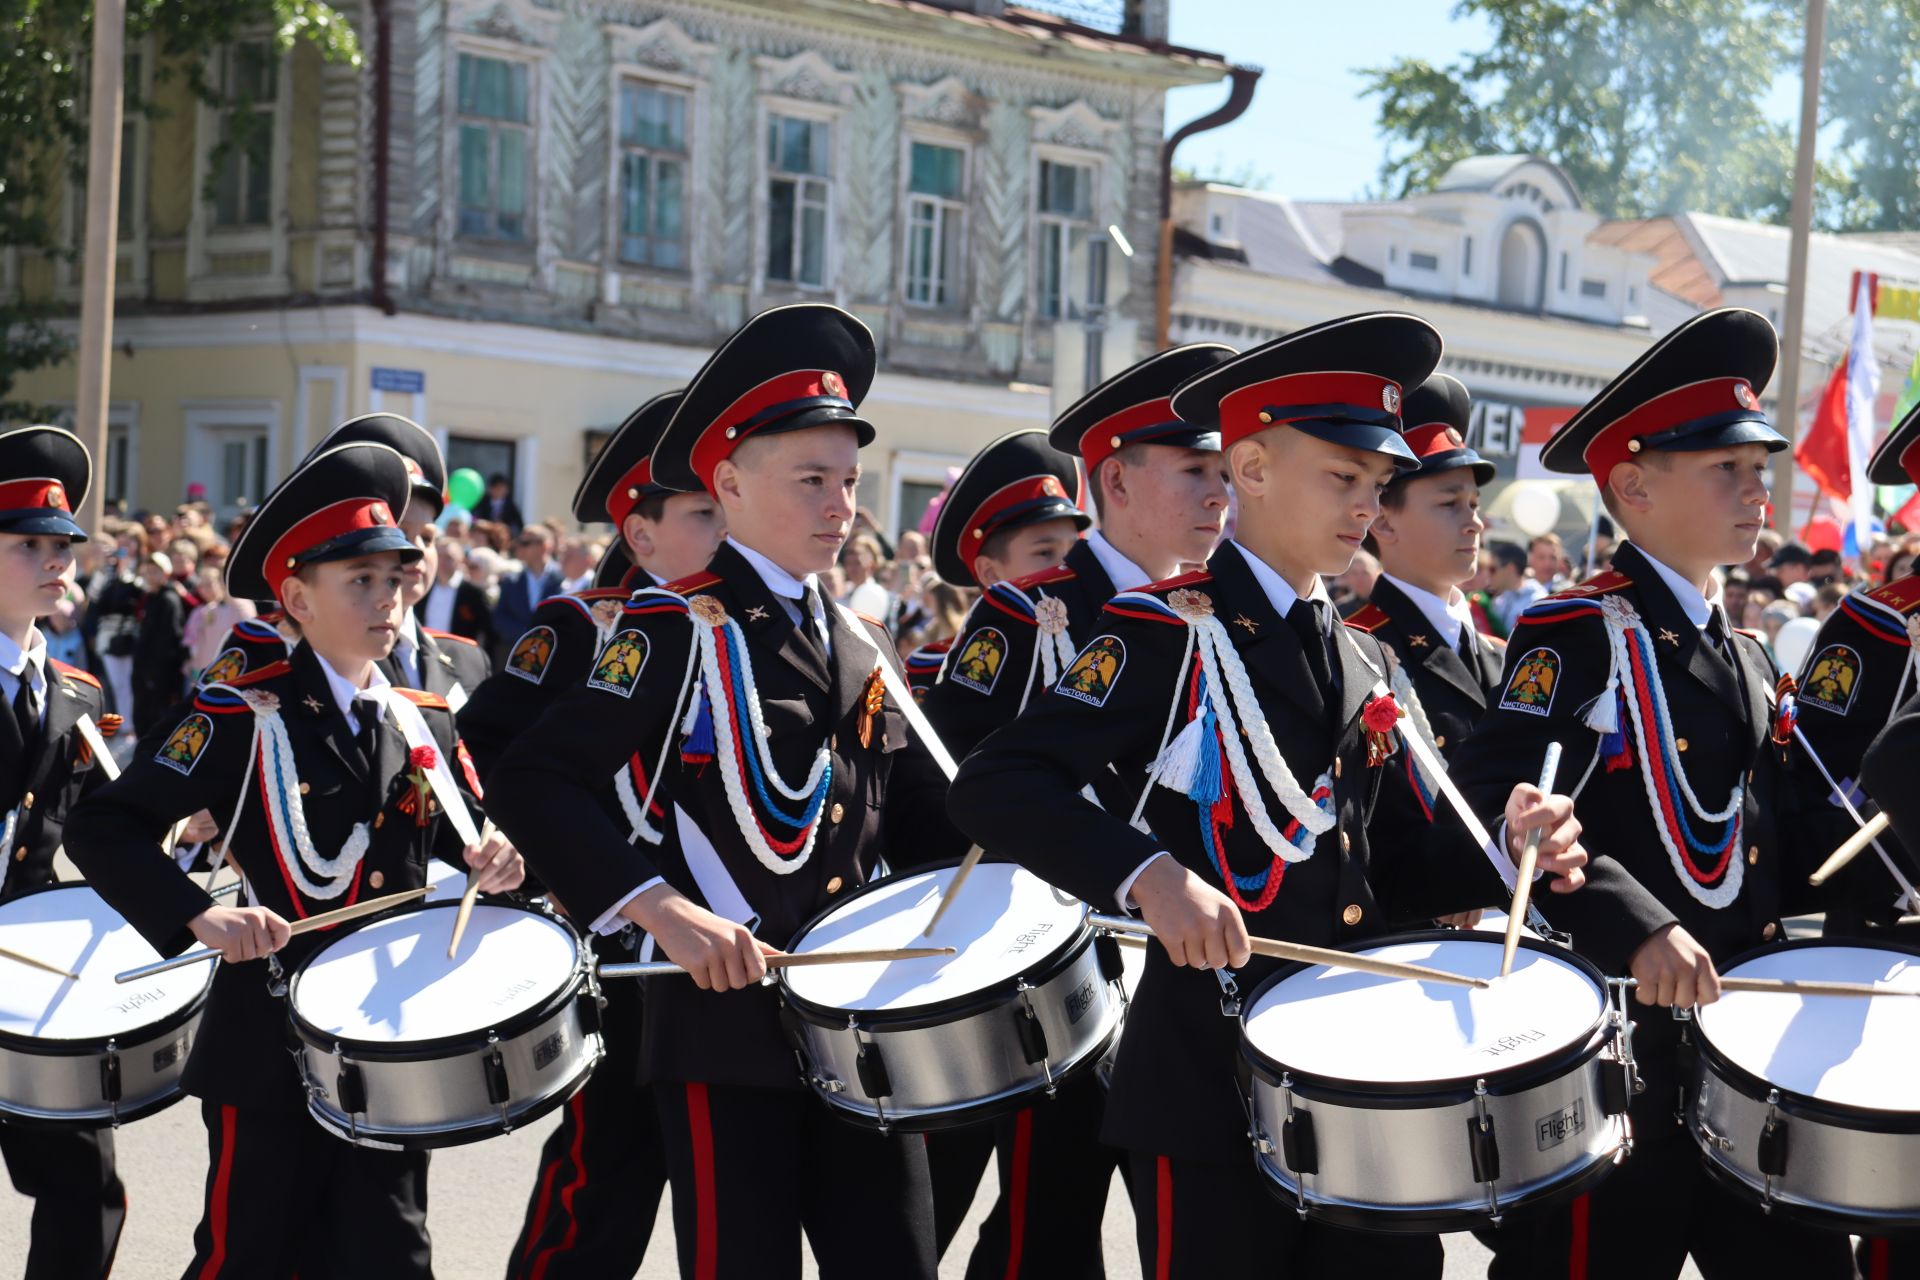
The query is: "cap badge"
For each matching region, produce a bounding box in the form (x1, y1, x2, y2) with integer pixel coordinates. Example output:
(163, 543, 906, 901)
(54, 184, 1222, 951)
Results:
(1041, 476, 1064, 497)
(1444, 428, 1464, 448)
(370, 504, 390, 525)
(1734, 383, 1756, 410)
(1382, 385, 1401, 414)
(44, 485, 63, 509)
(821, 370, 846, 400)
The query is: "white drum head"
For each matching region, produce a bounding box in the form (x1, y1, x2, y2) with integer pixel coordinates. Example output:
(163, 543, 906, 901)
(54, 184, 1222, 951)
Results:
(782, 863, 1085, 1013)
(423, 858, 465, 903)
(1696, 946, 1920, 1113)
(1244, 936, 1605, 1083)
(290, 904, 578, 1044)
(0, 885, 208, 1041)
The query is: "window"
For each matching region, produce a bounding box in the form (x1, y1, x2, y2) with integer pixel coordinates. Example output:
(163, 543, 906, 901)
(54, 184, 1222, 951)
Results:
(1580, 278, 1606, 299)
(904, 141, 964, 307)
(766, 114, 830, 287)
(1462, 236, 1473, 275)
(447, 434, 518, 499)
(1409, 251, 1439, 271)
(211, 43, 277, 228)
(1036, 159, 1093, 320)
(457, 53, 532, 242)
(617, 82, 688, 271)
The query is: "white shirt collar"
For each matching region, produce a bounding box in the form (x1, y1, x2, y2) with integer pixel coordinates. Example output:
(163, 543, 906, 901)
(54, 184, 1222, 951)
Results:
(0, 627, 48, 691)
(1381, 572, 1473, 649)
(1230, 540, 1332, 632)
(396, 610, 419, 653)
(726, 536, 816, 602)
(1086, 530, 1152, 593)
(1632, 543, 1721, 630)
(312, 650, 392, 727)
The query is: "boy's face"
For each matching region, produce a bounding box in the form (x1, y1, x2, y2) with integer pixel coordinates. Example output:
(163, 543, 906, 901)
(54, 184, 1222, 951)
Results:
(972, 516, 1081, 587)
(1107, 445, 1231, 567)
(0, 533, 76, 621)
(1235, 428, 1400, 579)
(397, 494, 438, 607)
(281, 552, 409, 663)
(1371, 471, 1485, 590)
(626, 492, 725, 585)
(1619, 444, 1773, 569)
(712, 425, 860, 578)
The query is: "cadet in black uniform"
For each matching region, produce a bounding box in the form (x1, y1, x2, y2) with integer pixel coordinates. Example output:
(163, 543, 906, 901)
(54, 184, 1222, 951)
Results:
(1447, 308, 1852, 1280)
(0, 426, 127, 1280)
(463, 391, 724, 1280)
(486, 305, 962, 1280)
(66, 441, 524, 1279)
(948, 313, 1587, 1276)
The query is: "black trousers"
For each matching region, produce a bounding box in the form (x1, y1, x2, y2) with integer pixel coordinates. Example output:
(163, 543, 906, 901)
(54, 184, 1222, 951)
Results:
(653, 1081, 937, 1280)
(182, 1098, 431, 1279)
(1860, 1238, 1920, 1279)
(0, 1122, 125, 1280)
(1127, 1150, 1443, 1278)
(505, 975, 666, 1279)
(925, 1123, 994, 1256)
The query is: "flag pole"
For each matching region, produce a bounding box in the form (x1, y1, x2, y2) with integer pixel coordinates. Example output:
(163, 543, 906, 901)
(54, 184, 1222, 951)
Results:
(1770, 0, 1827, 537)
(73, 0, 126, 537)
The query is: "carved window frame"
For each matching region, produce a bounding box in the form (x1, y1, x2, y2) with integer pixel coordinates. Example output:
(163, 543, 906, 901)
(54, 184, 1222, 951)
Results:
(607, 74, 695, 277)
(444, 33, 544, 257)
(897, 124, 973, 313)
(186, 36, 293, 299)
(755, 95, 844, 297)
(1029, 143, 1103, 324)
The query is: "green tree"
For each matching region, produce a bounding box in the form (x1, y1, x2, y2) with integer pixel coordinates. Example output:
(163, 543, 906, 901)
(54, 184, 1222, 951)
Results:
(1821, 0, 1920, 232)
(0, 0, 359, 420)
(1360, 0, 1802, 220)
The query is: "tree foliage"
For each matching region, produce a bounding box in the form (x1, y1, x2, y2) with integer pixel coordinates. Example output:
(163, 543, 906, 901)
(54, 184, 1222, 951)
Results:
(1821, 0, 1920, 232)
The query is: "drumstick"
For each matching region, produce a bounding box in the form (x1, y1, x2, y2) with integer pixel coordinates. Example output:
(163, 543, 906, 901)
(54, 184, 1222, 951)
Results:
(1807, 811, 1892, 887)
(920, 845, 985, 940)
(1717, 976, 1920, 998)
(1500, 742, 1563, 979)
(1088, 915, 1489, 989)
(600, 945, 956, 980)
(112, 887, 433, 984)
(446, 821, 496, 960)
(0, 943, 80, 981)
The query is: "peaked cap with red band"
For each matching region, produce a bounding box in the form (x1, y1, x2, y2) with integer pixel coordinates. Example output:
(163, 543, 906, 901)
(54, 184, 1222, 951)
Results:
(931, 429, 1090, 586)
(575, 390, 685, 529)
(1868, 399, 1920, 488)
(1047, 344, 1235, 474)
(0, 425, 91, 541)
(1540, 307, 1784, 479)
(311, 413, 447, 516)
(226, 441, 421, 602)
(1168, 312, 1442, 468)
(1393, 373, 1495, 486)
(651, 304, 877, 495)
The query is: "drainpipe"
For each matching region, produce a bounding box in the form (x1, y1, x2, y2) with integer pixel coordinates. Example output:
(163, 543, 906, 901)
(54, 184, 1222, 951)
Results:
(370, 0, 396, 316)
(1157, 65, 1260, 350)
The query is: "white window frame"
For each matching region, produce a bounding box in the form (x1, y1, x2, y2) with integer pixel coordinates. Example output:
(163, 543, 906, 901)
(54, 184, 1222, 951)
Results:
(48, 401, 140, 508)
(888, 448, 970, 543)
(184, 399, 283, 524)
(185, 38, 291, 299)
(755, 96, 843, 296)
(608, 72, 694, 276)
(58, 40, 150, 298)
(1030, 146, 1101, 325)
(434, 426, 538, 526)
(899, 129, 970, 311)
(445, 37, 541, 252)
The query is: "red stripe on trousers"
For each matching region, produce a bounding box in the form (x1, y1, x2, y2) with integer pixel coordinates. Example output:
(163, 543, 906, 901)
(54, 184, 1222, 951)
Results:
(687, 1083, 718, 1280)
(1001, 1108, 1034, 1280)
(523, 1092, 587, 1274)
(1568, 1193, 1590, 1280)
(197, 1104, 239, 1279)
(1871, 1238, 1891, 1280)
(1154, 1157, 1173, 1280)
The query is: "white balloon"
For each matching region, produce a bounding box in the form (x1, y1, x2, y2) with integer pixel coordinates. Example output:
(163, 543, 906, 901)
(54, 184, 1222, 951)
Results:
(1509, 484, 1563, 537)
(1772, 616, 1820, 677)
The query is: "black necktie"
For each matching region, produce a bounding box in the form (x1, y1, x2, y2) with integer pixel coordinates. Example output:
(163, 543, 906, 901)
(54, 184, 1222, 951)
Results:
(1457, 625, 1475, 667)
(354, 701, 379, 767)
(13, 672, 38, 756)
(801, 584, 831, 661)
(1288, 599, 1335, 693)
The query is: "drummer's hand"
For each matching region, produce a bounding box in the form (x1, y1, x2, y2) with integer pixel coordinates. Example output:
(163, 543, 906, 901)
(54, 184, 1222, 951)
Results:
(626, 883, 773, 992)
(1629, 923, 1721, 1008)
(1129, 856, 1251, 971)
(188, 905, 291, 963)
(180, 809, 221, 843)
(1502, 785, 1586, 893)
(463, 828, 524, 894)
(1437, 909, 1485, 929)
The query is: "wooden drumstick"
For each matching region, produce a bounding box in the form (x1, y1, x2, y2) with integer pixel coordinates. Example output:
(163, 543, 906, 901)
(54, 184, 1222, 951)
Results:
(1501, 742, 1563, 978)
(114, 886, 433, 983)
(920, 845, 985, 939)
(0, 943, 80, 981)
(1717, 975, 1920, 998)
(600, 945, 956, 980)
(1089, 915, 1489, 990)
(446, 821, 497, 960)
(1807, 811, 1892, 888)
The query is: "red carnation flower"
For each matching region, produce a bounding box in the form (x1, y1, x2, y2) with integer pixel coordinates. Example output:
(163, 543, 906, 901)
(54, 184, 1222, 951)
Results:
(409, 745, 438, 771)
(1361, 695, 1400, 735)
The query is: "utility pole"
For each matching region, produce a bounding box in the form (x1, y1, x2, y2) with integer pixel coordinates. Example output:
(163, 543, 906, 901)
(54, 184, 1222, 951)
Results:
(73, 0, 127, 534)
(1772, 0, 1827, 536)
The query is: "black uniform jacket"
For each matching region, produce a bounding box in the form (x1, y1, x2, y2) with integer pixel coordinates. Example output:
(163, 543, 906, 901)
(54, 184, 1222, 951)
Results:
(1346, 575, 1505, 760)
(485, 542, 961, 1091)
(65, 642, 480, 1111)
(1863, 691, 1920, 856)
(947, 540, 1502, 1164)
(0, 659, 114, 902)
(380, 622, 490, 707)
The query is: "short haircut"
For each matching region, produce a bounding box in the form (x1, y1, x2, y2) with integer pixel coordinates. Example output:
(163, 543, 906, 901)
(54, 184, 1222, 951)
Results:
(1088, 442, 1148, 522)
(632, 491, 671, 524)
(1489, 541, 1528, 574)
(1529, 532, 1564, 552)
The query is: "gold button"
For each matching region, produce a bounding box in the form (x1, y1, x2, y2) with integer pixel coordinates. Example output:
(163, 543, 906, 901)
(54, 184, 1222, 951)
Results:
(829, 802, 845, 825)
(429, 799, 439, 812)
(21, 791, 32, 810)
(1746, 845, 1759, 866)
(12, 846, 24, 861)
(1342, 903, 1363, 927)
(826, 876, 843, 893)
(830, 734, 838, 751)
(1675, 737, 1689, 753)
(1258, 411, 1274, 425)
(1333, 758, 1343, 779)
(1433, 735, 1446, 749)
(374, 812, 385, 829)
(369, 870, 385, 889)
(1762, 922, 1778, 941)
(299, 782, 311, 795)
(1339, 830, 1351, 854)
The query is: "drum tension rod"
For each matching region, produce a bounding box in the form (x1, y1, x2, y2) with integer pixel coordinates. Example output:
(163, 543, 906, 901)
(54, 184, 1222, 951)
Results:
(1278, 1074, 1313, 1220)
(1757, 1088, 1789, 1211)
(1470, 1079, 1502, 1226)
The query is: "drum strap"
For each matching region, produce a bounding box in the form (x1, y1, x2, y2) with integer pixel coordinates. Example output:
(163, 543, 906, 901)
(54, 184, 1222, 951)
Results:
(675, 804, 759, 933)
(360, 688, 482, 848)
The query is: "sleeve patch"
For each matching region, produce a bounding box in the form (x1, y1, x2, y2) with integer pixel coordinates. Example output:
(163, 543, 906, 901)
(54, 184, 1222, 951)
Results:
(948, 627, 1009, 696)
(587, 629, 650, 696)
(1798, 643, 1861, 716)
(1498, 647, 1561, 717)
(156, 713, 215, 776)
(505, 625, 558, 685)
(200, 647, 248, 686)
(1056, 635, 1126, 708)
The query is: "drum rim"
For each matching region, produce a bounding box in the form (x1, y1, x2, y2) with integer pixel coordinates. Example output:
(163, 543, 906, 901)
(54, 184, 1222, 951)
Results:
(287, 901, 590, 1059)
(0, 882, 213, 1049)
(1238, 929, 1614, 1105)
(1691, 936, 1920, 1134)
(1693, 1129, 1920, 1233)
(776, 857, 1091, 1025)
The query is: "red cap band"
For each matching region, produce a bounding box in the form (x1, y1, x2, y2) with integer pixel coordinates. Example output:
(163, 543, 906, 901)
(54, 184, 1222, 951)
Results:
(1218, 371, 1403, 448)
(1079, 398, 1179, 473)
(265, 497, 397, 597)
(959, 475, 1075, 577)
(1402, 422, 1468, 461)
(606, 458, 656, 527)
(0, 478, 72, 513)
(1582, 377, 1759, 481)
(688, 368, 852, 493)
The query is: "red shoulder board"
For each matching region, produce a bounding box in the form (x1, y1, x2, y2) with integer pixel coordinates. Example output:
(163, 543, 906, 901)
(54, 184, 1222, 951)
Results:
(1547, 570, 1633, 601)
(227, 659, 292, 688)
(50, 659, 101, 690)
(1732, 625, 1761, 640)
(1011, 563, 1077, 590)
(1343, 604, 1390, 634)
(571, 587, 631, 601)
(663, 571, 723, 597)
(393, 688, 450, 711)
(1146, 568, 1214, 593)
(915, 636, 955, 657)
(1866, 576, 1920, 616)
(853, 610, 886, 630)
(422, 627, 478, 647)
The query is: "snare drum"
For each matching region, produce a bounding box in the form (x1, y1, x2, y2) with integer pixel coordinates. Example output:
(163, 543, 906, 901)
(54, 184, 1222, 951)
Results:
(286, 901, 602, 1149)
(1239, 931, 1633, 1231)
(1687, 940, 1920, 1231)
(778, 861, 1125, 1132)
(0, 883, 210, 1127)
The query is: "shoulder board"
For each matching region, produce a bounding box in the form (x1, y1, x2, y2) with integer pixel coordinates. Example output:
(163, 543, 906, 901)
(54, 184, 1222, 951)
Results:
(570, 587, 631, 601)
(1343, 604, 1390, 634)
(234, 618, 286, 644)
(1011, 563, 1077, 590)
(907, 637, 954, 663)
(393, 688, 450, 711)
(854, 610, 886, 630)
(662, 571, 723, 597)
(422, 627, 478, 647)
(1146, 568, 1214, 593)
(50, 659, 101, 690)
(1865, 576, 1920, 616)
(1834, 591, 1913, 646)
(227, 659, 292, 688)
(1546, 570, 1632, 601)
(981, 578, 1043, 626)
(1732, 625, 1761, 640)
(1103, 590, 1189, 626)
(193, 685, 255, 715)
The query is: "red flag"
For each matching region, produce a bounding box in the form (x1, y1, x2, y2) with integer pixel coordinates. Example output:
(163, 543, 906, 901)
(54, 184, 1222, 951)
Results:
(1794, 358, 1854, 501)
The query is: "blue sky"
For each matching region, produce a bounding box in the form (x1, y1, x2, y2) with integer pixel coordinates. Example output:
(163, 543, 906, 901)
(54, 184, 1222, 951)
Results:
(1163, 1, 1807, 202)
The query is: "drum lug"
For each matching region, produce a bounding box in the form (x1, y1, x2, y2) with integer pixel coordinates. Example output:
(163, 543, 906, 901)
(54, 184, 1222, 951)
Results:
(851, 1018, 892, 1131)
(1095, 932, 1124, 986)
(1757, 1089, 1789, 1200)
(1694, 1117, 1734, 1153)
(336, 1042, 365, 1144)
(484, 1032, 513, 1133)
(1471, 1079, 1503, 1226)
(100, 1038, 122, 1127)
(1276, 1074, 1311, 1218)
(265, 953, 287, 998)
(1013, 981, 1055, 1094)
(1214, 968, 1241, 1018)
(809, 1073, 847, 1095)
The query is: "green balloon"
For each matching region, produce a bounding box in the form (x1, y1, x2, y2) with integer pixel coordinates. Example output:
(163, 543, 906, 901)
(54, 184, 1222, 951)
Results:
(447, 468, 485, 511)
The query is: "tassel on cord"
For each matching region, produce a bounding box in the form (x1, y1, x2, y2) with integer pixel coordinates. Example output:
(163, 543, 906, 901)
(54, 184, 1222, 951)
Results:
(1187, 702, 1225, 807)
(681, 686, 714, 763)
(1152, 712, 1206, 795)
